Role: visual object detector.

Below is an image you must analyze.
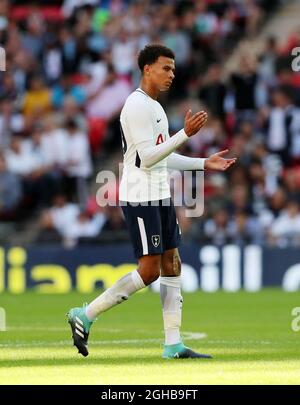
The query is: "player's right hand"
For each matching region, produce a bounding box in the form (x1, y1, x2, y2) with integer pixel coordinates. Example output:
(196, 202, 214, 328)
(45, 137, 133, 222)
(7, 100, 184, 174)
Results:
(184, 110, 208, 137)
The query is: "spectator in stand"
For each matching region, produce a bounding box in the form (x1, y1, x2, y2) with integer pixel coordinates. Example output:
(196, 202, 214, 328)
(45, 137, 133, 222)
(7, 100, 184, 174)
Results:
(204, 209, 231, 246)
(5, 135, 57, 207)
(99, 206, 127, 241)
(230, 55, 258, 121)
(228, 184, 253, 216)
(228, 211, 263, 245)
(0, 72, 18, 102)
(85, 63, 131, 154)
(283, 167, 300, 204)
(199, 63, 227, 121)
(52, 74, 86, 109)
(67, 210, 106, 245)
(263, 86, 297, 166)
(0, 99, 24, 149)
(36, 194, 104, 246)
(54, 96, 87, 133)
(5, 135, 32, 174)
(45, 193, 80, 243)
(0, 0, 294, 246)
(40, 115, 69, 169)
(257, 36, 280, 87)
(162, 16, 192, 99)
(111, 28, 138, 76)
(0, 152, 22, 219)
(64, 118, 92, 207)
(206, 173, 230, 214)
(269, 200, 300, 247)
(22, 76, 51, 120)
(21, 9, 45, 58)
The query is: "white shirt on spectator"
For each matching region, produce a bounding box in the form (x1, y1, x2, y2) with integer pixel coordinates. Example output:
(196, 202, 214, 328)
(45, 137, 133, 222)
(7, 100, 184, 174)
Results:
(290, 107, 300, 158)
(64, 212, 106, 240)
(50, 203, 80, 236)
(65, 131, 92, 178)
(112, 39, 137, 75)
(84, 62, 107, 94)
(267, 108, 286, 151)
(41, 128, 69, 167)
(271, 211, 300, 237)
(5, 143, 35, 175)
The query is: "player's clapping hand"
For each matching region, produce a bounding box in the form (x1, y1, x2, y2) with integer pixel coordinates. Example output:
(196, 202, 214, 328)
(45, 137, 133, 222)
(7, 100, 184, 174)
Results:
(204, 149, 237, 171)
(184, 110, 208, 137)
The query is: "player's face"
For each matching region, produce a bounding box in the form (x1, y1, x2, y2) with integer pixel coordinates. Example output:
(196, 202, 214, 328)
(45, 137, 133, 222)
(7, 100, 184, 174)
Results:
(147, 56, 175, 91)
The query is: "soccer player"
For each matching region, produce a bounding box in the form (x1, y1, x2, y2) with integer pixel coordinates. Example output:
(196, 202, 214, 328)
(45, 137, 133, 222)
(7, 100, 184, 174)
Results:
(67, 44, 236, 358)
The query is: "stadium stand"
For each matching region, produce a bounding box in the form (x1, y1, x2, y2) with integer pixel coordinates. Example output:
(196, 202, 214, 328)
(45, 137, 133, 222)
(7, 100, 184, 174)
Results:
(2, 0, 300, 248)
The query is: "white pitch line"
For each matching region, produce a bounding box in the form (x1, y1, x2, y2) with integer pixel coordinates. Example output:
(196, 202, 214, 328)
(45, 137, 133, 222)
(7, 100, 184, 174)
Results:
(5, 328, 206, 339)
(2, 336, 299, 349)
(0, 332, 207, 348)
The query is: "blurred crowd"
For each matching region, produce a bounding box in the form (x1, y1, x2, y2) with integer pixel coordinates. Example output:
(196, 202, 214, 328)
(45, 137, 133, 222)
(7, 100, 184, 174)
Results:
(2, 0, 300, 248)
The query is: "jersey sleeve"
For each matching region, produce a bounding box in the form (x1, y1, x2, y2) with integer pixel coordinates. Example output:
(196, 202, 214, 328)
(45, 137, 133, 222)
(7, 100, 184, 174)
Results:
(125, 99, 189, 168)
(167, 153, 206, 171)
(125, 98, 155, 144)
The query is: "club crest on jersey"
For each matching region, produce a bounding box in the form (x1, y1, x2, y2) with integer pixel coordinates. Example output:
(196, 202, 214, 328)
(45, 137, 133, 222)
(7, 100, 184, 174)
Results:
(156, 134, 164, 145)
(151, 235, 160, 247)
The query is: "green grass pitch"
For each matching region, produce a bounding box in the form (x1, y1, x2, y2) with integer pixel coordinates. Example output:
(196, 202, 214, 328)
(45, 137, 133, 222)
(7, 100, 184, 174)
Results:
(0, 289, 300, 385)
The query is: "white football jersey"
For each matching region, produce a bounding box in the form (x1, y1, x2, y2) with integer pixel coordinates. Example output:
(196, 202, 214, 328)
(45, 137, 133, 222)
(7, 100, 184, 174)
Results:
(119, 88, 205, 202)
(120, 88, 172, 202)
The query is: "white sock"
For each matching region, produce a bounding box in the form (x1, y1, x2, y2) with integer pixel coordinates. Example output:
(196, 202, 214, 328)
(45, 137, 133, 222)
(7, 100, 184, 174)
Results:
(160, 276, 183, 345)
(85, 270, 145, 320)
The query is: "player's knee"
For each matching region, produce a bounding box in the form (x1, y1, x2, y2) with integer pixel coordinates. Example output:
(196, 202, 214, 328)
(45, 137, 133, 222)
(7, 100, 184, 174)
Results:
(141, 268, 160, 285)
(138, 256, 161, 285)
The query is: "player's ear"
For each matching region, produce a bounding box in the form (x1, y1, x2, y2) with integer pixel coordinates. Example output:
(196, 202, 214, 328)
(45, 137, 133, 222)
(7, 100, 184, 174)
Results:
(144, 64, 151, 76)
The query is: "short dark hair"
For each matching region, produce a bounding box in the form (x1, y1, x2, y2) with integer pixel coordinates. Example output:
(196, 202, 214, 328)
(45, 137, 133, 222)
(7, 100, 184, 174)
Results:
(137, 44, 175, 73)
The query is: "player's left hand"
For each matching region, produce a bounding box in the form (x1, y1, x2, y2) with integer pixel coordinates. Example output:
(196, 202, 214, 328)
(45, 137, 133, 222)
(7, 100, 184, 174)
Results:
(204, 149, 237, 171)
